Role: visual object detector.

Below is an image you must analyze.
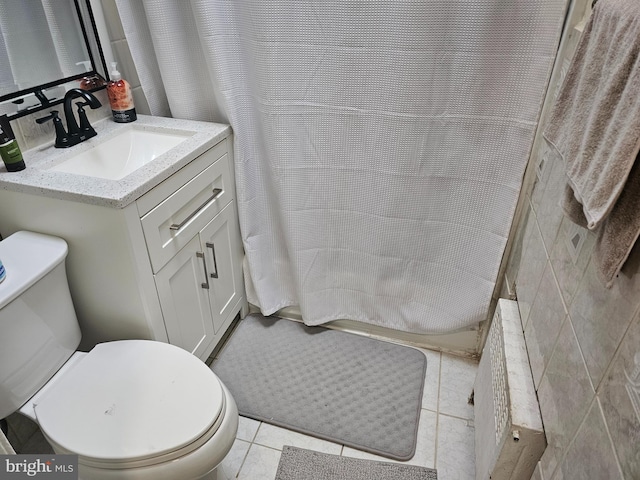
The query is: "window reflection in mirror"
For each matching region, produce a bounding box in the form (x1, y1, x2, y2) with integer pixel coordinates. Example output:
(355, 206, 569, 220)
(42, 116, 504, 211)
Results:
(0, 0, 91, 96)
(0, 0, 107, 119)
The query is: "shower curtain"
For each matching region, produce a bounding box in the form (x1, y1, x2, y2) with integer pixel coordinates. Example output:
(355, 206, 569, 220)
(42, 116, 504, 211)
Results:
(117, 0, 568, 334)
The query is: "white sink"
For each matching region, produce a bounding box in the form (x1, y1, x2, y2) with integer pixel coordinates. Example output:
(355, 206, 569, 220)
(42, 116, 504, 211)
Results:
(49, 126, 192, 180)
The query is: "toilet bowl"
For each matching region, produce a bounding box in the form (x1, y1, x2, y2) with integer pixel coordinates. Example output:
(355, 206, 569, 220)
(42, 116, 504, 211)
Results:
(0, 231, 238, 479)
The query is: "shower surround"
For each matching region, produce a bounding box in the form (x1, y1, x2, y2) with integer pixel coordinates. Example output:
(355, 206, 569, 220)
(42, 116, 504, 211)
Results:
(503, 1, 639, 477)
(116, 0, 570, 335)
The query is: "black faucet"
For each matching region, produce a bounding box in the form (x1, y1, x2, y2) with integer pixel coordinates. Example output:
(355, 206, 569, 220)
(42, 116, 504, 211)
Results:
(36, 89, 102, 148)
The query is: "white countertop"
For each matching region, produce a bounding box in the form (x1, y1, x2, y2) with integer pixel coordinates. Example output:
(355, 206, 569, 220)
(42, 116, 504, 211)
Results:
(0, 115, 231, 209)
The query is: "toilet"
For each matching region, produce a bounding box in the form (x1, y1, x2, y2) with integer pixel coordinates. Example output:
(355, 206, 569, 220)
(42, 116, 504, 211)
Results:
(0, 231, 238, 479)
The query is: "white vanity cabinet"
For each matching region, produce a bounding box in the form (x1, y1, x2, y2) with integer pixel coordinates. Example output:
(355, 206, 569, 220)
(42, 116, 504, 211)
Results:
(136, 140, 244, 359)
(0, 131, 246, 362)
(154, 205, 242, 359)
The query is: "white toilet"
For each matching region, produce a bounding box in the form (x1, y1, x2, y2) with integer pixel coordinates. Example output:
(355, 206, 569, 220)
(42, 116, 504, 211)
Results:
(0, 231, 238, 479)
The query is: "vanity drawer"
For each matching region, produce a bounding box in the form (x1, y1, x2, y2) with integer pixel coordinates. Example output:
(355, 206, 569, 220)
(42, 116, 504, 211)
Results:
(137, 139, 229, 216)
(141, 153, 233, 273)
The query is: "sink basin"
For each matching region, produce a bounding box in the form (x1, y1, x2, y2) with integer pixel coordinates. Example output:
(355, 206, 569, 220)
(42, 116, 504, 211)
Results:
(49, 127, 192, 180)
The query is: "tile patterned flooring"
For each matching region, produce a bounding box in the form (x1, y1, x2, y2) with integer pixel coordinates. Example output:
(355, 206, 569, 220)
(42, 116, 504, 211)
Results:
(216, 347, 478, 480)
(7, 347, 478, 480)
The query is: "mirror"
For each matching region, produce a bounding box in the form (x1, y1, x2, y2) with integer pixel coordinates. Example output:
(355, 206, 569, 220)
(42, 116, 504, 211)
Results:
(0, 0, 108, 120)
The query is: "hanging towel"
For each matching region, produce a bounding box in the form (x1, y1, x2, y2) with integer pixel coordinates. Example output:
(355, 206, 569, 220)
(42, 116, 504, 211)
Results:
(544, 0, 640, 286)
(563, 155, 640, 287)
(544, 0, 640, 229)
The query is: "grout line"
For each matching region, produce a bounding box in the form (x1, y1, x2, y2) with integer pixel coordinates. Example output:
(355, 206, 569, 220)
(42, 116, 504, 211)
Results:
(534, 312, 569, 391)
(236, 441, 283, 479)
(548, 254, 569, 316)
(250, 422, 264, 448)
(545, 396, 596, 480)
(433, 351, 442, 468)
(436, 410, 475, 422)
(249, 420, 260, 443)
(592, 305, 639, 395)
(237, 439, 254, 479)
(597, 397, 626, 479)
(567, 314, 597, 396)
(233, 439, 251, 479)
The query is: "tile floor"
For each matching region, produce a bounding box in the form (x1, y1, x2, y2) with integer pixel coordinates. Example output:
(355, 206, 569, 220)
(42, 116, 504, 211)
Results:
(215, 346, 478, 480)
(6, 346, 478, 480)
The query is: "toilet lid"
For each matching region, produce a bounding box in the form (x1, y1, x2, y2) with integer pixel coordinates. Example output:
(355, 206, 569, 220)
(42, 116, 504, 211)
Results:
(34, 340, 224, 463)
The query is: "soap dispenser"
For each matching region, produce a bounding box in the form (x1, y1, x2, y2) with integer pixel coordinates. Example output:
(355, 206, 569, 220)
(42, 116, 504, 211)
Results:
(0, 115, 25, 172)
(106, 62, 137, 123)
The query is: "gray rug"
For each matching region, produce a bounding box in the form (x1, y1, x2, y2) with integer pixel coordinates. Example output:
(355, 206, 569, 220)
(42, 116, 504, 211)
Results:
(275, 446, 438, 480)
(212, 314, 427, 460)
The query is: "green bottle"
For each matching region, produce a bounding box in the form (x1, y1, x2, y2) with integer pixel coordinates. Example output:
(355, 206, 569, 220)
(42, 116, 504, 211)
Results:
(0, 115, 25, 172)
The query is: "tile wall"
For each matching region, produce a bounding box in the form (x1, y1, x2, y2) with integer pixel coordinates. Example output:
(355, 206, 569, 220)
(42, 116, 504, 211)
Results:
(510, 151, 639, 480)
(505, 2, 639, 478)
(98, 0, 150, 116)
(9, 90, 110, 153)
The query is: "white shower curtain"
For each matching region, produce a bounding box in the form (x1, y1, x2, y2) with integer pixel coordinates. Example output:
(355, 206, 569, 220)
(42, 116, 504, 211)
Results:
(117, 0, 568, 334)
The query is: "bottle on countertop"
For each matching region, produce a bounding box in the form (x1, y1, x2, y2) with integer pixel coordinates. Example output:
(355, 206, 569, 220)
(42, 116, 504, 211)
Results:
(0, 258, 6, 283)
(0, 115, 25, 172)
(106, 62, 137, 123)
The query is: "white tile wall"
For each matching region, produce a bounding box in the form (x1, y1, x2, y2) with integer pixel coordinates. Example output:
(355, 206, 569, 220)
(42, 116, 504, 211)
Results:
(99, 0, 151, 116)
(512, 143, 635, 478)
(10, 80, 111, 152)
(99, 0, 125, 42)
(535, 319, 595, 479)
(505, 2, 640, 477)
(557, 399, 623, 480)
(598, 311, 640, 478)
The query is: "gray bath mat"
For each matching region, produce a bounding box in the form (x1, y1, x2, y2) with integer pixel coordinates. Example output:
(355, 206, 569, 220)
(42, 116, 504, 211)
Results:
(212, 314, 427, 460)
(275, 446, 438, 480)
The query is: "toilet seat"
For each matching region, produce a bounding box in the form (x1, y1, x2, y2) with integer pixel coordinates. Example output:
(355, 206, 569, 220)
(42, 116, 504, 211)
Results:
(34, 340, 225, 468)
(46, 402, 228, 471)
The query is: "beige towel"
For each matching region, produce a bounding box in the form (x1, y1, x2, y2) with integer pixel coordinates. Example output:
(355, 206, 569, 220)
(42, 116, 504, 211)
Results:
(563, 154, 640, 287)
(544, 0, 640, 286)
(544, 0, 640, 228)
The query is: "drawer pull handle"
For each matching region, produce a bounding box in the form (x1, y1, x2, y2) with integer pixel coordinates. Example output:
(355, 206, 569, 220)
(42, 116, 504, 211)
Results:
(169, 188, 223, 231)
(196, 251, 210, 289)
(206, 242, 219, 279)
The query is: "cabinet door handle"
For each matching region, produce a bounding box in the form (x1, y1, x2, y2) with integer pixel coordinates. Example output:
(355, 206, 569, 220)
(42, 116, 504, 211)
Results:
(169, 188, 223, 231)
(196, 251, 210, 289)
(205, 242, 219, 279)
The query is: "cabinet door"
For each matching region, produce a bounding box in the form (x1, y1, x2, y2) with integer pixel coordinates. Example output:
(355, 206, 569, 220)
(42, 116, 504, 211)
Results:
(199, 202, 244, 334)
(155, 235, 215, 359)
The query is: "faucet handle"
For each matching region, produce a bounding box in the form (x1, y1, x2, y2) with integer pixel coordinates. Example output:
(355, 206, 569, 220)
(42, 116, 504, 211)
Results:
(35, 110, 71, 148)
(75, 101, 89, 118)
(75, 102, 97, 138)
(35, 110, 60, 124)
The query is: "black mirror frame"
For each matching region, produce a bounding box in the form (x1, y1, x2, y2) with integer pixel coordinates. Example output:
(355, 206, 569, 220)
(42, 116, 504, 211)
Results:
(0, 0, 110, 120)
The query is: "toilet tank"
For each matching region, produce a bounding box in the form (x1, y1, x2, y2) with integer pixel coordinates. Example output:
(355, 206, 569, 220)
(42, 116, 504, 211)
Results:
(0, 231, 81, 420)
